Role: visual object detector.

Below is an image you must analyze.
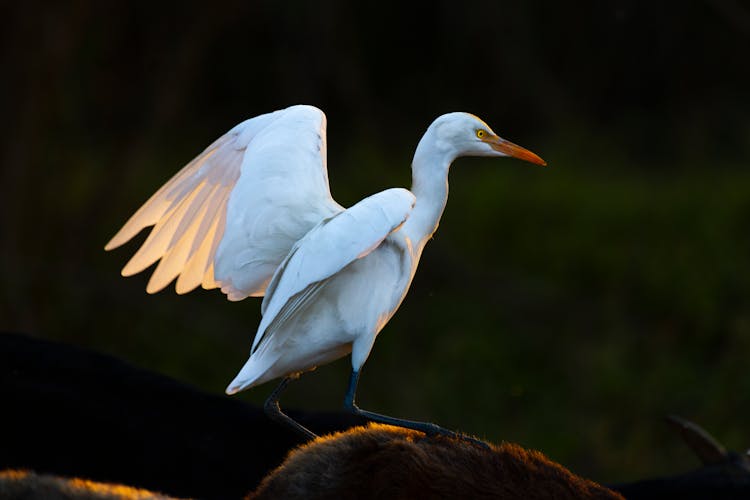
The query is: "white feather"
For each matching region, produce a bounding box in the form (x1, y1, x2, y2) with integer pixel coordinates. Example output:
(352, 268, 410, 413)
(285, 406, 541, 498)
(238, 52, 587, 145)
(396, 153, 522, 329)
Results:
(226, 189, 415, 392)
(252, 188, 415, 352)
(214, 106, 342, 300)
(107, 106, 547, 407)
(106, 105, 339, 298)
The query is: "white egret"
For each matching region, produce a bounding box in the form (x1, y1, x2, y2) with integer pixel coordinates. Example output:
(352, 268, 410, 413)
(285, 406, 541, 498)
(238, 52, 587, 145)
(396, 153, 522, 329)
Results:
(106, 105, 546, 439)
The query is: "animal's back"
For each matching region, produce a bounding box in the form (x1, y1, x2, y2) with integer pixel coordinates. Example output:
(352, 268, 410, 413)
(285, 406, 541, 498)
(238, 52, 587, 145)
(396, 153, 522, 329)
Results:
(248, 423, 623, 500)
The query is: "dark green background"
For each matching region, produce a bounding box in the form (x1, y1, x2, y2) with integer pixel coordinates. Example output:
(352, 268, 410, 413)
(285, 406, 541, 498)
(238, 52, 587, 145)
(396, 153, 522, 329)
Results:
(2, 0, 749, 483)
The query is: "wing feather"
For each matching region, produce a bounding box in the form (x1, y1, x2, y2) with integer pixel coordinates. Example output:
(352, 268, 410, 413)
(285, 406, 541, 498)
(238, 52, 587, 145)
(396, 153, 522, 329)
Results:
(124, 181, 206, 280)
(201, 194, 229, 291)
(145, 182, 220, 293)
(213, 107, 343, 299)
(113, 130, 248, 279)
(106, 105, 340, 299)
(105, 134, 232, 251)
(175, 197, 223, 294)
(252, 281, 326, 354)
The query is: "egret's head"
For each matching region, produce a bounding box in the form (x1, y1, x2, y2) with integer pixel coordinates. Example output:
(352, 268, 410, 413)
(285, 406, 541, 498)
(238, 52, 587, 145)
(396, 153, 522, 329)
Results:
(431, 112, 546, 166)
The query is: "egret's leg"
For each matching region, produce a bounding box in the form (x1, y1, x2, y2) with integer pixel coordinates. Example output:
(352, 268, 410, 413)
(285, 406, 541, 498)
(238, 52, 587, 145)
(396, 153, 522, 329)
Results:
(343, 369, 487, 447)
(264, 376, 317, 441)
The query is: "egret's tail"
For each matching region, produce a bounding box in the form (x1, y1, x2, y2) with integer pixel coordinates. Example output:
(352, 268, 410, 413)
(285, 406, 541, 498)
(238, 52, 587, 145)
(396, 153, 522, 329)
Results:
(225, 356, 274, 395)
(225, 378, 252, 395)
(225, 370, 258, 395)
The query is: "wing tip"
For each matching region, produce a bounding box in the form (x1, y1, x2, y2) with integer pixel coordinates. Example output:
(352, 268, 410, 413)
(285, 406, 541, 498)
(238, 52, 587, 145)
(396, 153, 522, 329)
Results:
(145, 280, 168, 295)
(120, 267, 136, 278)
(175, 278, 199, 295)
(121, 258, 152, 277)
(104, 232, 130, 252)
(105, 221, 153, 253)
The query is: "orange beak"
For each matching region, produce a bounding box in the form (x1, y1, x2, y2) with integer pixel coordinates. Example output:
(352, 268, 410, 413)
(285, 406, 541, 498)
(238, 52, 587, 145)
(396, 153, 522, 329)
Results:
(485, 134, 547, 166)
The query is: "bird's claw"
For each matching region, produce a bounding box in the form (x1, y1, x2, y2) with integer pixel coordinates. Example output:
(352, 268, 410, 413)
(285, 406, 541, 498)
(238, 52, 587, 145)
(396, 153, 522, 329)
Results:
(421, 423, 490, 450)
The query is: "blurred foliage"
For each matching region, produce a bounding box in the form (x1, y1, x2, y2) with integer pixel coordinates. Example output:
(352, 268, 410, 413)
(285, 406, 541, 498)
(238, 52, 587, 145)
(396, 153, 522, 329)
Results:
(2, 0, 750, 485)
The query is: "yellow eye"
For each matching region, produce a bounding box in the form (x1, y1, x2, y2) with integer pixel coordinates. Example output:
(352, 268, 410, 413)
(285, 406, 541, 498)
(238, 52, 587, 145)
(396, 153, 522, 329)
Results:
(476, 129, 486, 139)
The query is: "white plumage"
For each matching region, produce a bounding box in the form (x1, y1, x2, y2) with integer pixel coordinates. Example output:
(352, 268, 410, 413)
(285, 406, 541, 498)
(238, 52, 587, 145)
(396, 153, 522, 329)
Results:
(107, 105, 545, 436)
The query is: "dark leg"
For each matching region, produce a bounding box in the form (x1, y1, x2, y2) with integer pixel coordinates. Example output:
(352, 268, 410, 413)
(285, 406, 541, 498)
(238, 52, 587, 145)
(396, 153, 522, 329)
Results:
(343, 369, 488, 448)
(264, 376, 317, 441)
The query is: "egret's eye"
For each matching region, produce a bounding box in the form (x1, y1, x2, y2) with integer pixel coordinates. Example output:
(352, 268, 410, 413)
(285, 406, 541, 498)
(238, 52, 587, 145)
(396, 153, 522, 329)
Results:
(476, 129, 486, 139)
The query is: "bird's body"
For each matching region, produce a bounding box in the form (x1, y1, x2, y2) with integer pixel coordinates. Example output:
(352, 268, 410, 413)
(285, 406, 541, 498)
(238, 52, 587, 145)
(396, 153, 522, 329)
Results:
(244, 234, 411, 387)
(107, 105, 545, 438)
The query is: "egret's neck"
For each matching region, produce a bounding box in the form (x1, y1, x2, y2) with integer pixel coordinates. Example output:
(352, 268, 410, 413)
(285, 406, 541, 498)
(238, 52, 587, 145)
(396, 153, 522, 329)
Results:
(401, 134, 456, 256)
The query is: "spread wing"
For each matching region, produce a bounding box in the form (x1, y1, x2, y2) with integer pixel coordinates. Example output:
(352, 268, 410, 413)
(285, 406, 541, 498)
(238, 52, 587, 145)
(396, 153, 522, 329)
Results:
(225, 187, 415, 392)
(105, 105, 342, 300)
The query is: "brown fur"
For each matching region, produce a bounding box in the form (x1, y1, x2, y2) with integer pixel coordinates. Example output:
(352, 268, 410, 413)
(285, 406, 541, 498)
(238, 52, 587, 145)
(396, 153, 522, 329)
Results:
(0, 469, 181, 500)
(248, 423, 623, 500)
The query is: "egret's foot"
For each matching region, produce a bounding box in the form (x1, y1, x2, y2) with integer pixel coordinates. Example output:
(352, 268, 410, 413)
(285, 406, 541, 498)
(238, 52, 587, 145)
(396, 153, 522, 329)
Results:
(349, 403, 489, 450)
(264, 377, 318, 441)
(422, 425, 490, 449)
(342, 369, 489, 449)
